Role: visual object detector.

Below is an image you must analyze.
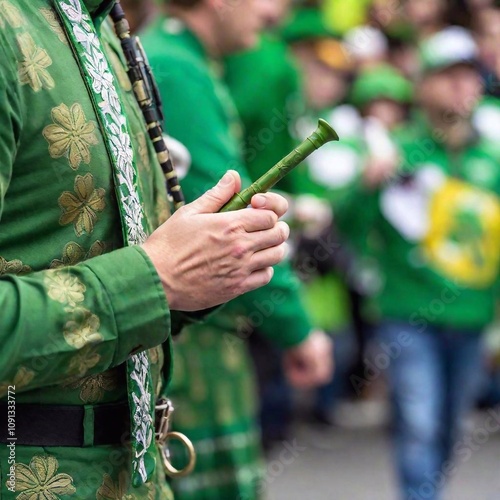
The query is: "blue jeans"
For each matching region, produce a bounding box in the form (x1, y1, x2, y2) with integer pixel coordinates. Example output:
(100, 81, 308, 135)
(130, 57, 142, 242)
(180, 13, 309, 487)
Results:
(374, 321, 485, 500)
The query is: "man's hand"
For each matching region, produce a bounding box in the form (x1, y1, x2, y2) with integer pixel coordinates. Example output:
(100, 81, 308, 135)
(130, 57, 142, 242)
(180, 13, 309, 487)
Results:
(142, 171, 289, 311)
(283, 330, 334, 389)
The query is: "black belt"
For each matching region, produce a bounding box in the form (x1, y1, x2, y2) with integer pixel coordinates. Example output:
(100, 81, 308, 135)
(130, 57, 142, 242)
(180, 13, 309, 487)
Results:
(0, 401, 130, 446)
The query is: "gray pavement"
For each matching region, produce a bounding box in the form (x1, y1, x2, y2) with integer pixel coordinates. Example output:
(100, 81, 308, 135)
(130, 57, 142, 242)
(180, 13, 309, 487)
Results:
(264, 406, 500, 500)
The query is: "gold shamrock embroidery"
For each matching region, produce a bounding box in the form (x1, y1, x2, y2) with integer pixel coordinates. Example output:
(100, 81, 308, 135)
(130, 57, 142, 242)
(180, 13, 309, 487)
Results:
(43, 103, 98, 170)
(63, 307, 103, 349)
(39, 8, 68, 45)
(58, 173, 106, 236)
(11, 455, 76, 499)
(0, 1, 25, 28)
(146, 480, 161, 500)
(67, 370, 118, 404)
(0, 256, 32, 276)
(17, 32, 54, 92)
(44, 270, 86, 307)
(145, 469, 173, 499)
(96, 471, 134, 500)
(0, 366, 35, 398)
(50, 240, 106, 268)
(65, 345, 101, 379)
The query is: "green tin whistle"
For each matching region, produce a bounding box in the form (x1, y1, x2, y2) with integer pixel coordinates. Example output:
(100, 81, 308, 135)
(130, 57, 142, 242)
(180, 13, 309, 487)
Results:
(219, 118, 339, 212)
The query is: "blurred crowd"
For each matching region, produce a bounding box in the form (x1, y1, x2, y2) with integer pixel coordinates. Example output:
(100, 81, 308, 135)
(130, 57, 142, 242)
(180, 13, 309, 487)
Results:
(232, 2, 500, 499)
(238, 0, 500, 499)
(245, 0, 500, 426)
(122, 0, 500, 499)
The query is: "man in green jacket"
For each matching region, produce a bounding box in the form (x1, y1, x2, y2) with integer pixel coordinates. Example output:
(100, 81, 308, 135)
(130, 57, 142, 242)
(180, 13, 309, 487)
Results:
(337, 27, 500, 500)
(140, 0, 333, 498)
(0, 1, 292, 497)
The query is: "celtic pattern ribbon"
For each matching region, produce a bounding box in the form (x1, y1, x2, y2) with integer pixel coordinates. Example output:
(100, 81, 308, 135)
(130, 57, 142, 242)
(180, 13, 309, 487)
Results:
(55, 0, 156, 486)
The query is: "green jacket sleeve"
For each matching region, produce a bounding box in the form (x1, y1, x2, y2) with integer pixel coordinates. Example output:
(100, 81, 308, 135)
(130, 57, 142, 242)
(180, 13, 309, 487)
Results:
(233, 261, 312, 349)
(0, 249, 171, 397)
(0, 32, 171, 397)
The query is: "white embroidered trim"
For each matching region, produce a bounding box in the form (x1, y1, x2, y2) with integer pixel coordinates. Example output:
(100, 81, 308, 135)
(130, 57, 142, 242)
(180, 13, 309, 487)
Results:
(130, 352, 154, 481)
(57, 0, 152, 484)
(59, 0, 147, 246)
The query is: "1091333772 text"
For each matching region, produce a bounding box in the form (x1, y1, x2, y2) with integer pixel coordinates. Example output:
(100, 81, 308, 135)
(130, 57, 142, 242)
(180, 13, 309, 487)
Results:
(6, 385, 16, 493)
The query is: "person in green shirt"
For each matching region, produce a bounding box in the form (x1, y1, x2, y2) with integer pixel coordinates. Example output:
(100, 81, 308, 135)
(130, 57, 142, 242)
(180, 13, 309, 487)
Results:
(349, 63, 413, 190)
(0, 0, 294, 497)
(140, 0, 333, 498)
(337, 26, 500, 500)
(223, 0, 317, 444)
(224, 0, 303, 196)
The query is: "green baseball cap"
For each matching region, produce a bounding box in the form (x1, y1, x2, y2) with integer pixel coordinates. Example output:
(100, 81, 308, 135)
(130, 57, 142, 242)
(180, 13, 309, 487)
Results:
(281, 7, 353, 73)
(419, 26, 478, 74)
(281, 7, 339, 43)
(351, 65, 413, 108)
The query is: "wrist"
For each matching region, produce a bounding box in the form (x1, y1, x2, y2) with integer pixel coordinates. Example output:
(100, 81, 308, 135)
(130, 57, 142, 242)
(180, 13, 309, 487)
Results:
(141, 241, 178, 310)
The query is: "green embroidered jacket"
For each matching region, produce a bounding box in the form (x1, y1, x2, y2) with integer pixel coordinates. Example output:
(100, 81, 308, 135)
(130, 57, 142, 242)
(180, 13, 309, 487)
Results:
(0, 0, 175, 497)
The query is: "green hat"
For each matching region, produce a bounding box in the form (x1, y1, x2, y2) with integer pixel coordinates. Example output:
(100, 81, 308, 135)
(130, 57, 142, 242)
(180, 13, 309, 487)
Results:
(281, 7, 353, 73)
(419, 26, 478, 74)
(281, 7, 338, 43)
(351, 65, 413, 108)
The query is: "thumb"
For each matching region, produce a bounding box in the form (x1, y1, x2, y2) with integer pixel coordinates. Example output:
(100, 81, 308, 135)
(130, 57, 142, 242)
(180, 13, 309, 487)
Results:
(188, 170, 241, 214)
